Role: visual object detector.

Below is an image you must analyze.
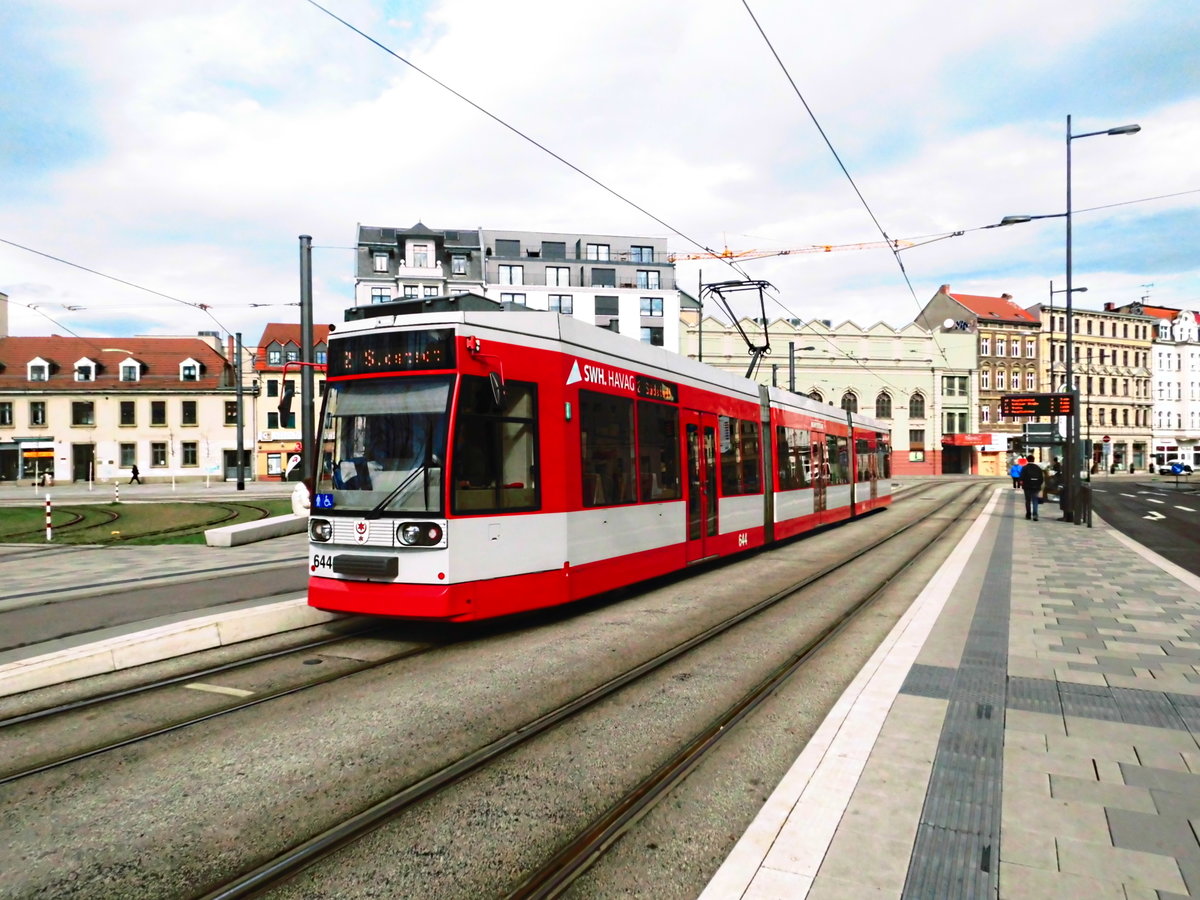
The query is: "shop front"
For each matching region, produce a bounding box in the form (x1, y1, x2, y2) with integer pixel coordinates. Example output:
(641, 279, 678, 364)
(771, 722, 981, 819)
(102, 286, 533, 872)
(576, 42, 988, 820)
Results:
(941, 433, 988, 475)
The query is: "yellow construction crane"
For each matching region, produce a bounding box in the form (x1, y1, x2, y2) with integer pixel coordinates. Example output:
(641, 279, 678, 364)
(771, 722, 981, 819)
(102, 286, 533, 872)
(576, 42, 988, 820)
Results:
(668, 238, 914, 262)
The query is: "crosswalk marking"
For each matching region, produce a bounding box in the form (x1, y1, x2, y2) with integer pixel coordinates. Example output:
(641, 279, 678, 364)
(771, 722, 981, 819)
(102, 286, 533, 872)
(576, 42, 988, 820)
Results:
(1177, 506, 1196, 512)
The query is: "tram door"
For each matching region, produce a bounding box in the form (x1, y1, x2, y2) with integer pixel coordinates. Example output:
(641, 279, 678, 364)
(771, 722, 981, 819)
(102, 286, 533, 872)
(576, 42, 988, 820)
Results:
(812, 439, 828, 513)
(684, 410, 719, 562)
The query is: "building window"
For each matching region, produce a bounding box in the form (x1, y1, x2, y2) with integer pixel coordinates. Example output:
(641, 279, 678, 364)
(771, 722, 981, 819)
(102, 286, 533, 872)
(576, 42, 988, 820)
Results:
(640, 296, 664, 317)
(541, 241, 566, 259)
(980, 337, 991, 356)
(181, 441, 198, 466)
(595, 296, 619, 316)
(267, 348, 282, 365)
(909, 429, 925, 462)
(941, 376, 967, 396)
(1026, 371, 1036, 390)
(0, 402, 11, 426)
(1026, 340, 1036, 358)
(403, 284, 419, 298)
(498, 264, 523, 285)
(980, 370, 991, 390)
(373, 252, 388, 272)
(944, 411, 967, 434)
(267, 452, 282, 476)
(121, 364, 139, 382)
(500, 293, 527, 305)
(1010, 338, 1021, 356)
(151, 401, 166, 426)
(841, 391, 858, 413)
(28, 363, 47, 381)
(151, 442, 167, 466)
(1011, 371, 1020, 390)
(875, 393, 892, 418)
(451, 255, 467, 276)
(225, 402, 238, 425)
(181, 400, 197, 426)
(120, 443, 135, 467)
(546, 266, 570, 287)
(636, 270, 660, 290)
(494, 239, 520, 257)
(75, 363, 94, 382)
(181, 363, 198, 381)
(640, 326, 664, 346)
(371, 287, 390, 304)
(591, 268, 616, 288)
(71, 401, 95, 426)
(631, 245, 654, 263)
(585, 243, 610, 261)
(909, 393, 925, 418)
(120, 401, 136, 426)
(549, 294, 573, 314)
(412, 243, 430, 267)
(981, 405, 991, 423)
(30, 402, 46, 426)
(423, 286, 438, 297)
(267, 378, 279, 398)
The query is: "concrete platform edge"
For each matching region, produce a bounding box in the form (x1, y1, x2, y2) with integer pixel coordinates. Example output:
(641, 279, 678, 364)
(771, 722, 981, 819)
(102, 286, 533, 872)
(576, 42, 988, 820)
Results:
(0, 598, 355, 699)
(699, 486, 1003, 900)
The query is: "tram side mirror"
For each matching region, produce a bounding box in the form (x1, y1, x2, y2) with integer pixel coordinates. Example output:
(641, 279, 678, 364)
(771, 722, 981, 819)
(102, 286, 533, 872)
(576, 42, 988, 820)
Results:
(488, 371, 506, 409)
(278, 382, 295, 417)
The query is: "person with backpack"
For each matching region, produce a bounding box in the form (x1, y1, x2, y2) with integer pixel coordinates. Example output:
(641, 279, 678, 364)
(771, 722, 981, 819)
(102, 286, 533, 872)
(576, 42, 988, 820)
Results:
(1020, 459, 1045, 520)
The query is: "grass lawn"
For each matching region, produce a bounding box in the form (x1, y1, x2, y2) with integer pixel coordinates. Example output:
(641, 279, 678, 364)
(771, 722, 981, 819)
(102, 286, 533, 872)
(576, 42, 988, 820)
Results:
(0, 499, 295, 545)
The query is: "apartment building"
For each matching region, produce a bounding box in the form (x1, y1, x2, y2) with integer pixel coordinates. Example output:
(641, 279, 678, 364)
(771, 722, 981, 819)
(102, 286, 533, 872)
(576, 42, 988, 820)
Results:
(0, 334, 241, 483)
(1024, 300, 1154, 472)
(354, 223, 686, 349)
(251, 323, 330, 480)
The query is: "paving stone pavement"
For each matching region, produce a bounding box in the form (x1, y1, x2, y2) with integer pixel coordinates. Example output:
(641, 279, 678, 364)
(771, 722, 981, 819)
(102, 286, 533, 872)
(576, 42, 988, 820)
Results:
(706, 486, 1200, 900)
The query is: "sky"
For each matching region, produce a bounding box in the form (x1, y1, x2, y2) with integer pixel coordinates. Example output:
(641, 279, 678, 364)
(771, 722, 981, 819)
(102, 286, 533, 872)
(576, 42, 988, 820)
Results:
(2, 0, 1198, 343)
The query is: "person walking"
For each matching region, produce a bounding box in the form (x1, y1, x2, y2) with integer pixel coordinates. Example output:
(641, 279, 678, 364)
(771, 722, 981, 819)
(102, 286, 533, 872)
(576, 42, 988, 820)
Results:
(1020, 459, 1044, 520)
(129, 464, 142, 485)
(1009, 460, 1022, 488)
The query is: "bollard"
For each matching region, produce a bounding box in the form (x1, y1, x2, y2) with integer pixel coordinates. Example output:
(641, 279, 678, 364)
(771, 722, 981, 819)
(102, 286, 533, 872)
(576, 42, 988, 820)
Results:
(114, 484, 120, 504)
(45, 493, 52, 542)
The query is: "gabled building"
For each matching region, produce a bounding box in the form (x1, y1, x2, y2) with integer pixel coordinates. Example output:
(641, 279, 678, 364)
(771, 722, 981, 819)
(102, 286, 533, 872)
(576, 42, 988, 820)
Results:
(252, 323, 330, 480)
(354, 223, 685, 349)
(0, 334, 239, 483)
(917, 285, 1039, 474)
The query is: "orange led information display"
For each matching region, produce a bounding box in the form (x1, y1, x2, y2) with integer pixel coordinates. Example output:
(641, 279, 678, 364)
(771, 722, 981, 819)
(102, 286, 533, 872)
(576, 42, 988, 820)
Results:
(999, 393, 1075, 417)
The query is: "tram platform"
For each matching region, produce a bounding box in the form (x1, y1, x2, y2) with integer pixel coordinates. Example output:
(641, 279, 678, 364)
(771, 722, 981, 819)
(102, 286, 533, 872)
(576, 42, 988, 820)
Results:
(702, 485, 1200, 900)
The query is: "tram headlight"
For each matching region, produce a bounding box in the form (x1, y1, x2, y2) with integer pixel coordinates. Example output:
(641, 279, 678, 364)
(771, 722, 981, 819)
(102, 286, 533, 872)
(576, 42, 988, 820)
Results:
(397, 522, 443, 546)
(310, 518, 333, 542)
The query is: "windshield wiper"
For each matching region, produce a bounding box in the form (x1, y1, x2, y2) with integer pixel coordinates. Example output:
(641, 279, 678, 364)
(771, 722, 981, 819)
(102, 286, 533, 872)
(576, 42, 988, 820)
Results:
(364, 465, 427, 519)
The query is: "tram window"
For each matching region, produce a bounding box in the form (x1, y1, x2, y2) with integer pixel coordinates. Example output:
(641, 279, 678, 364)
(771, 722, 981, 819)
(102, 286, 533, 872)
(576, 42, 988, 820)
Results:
(452, 376, 539, 514)
(856, 438, 872, 481)
(776, 425, 810, 490)
(580, 390, 636, 507)
(878, 442, 891, 479)
(825, 435, 850, 485)
(637, 401, 680, 501)
(719, 416, 762, 495)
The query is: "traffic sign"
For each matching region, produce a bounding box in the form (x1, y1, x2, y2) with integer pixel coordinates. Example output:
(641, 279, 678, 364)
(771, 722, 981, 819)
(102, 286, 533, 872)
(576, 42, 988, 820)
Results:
(1102, 435, 1111, 443)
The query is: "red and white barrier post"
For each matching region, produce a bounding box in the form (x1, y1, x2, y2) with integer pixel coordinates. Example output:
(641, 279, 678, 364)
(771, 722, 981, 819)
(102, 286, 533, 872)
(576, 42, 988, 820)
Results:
(45, 494, 52, 542)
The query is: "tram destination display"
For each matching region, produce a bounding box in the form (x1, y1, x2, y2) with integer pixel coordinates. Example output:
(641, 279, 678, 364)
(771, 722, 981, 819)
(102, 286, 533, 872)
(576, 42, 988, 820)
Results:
(327, 329, 455, 376)
(999, 392, 1075, 417)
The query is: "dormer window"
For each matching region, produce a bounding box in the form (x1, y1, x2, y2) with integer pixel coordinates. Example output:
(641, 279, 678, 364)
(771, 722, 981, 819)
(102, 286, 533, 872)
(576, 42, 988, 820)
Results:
(267, 346, 282, 365)
(74, 357, 97, 382)
(27, 357, 49, 382)
(119, 357, 141, 382)
(179, 357, 202, 382)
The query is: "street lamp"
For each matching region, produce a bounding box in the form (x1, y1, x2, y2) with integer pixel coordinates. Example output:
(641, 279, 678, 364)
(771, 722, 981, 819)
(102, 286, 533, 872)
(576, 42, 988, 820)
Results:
(999, 115, 1139, 523)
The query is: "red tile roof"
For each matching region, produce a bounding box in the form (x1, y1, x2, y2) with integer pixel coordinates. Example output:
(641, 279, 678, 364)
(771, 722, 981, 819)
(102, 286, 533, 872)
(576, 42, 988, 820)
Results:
(0, 336, 232, 391)
(253, 323, 331, 373)
(1137, 304, 1181, 320)
(947, 292, 1038, 324)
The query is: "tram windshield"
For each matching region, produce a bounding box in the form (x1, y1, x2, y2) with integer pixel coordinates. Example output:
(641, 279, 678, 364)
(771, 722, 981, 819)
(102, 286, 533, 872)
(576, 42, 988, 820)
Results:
(315, 376, 451, 515)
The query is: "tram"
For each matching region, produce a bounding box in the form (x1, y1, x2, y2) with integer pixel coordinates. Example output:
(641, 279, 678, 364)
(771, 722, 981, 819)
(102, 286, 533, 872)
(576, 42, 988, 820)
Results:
(306, 296, 891, 621)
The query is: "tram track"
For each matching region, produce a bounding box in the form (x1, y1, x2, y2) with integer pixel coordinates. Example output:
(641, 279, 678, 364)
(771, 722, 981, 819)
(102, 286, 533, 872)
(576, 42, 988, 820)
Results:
(0, 627, 446, 786)
(198, 480, 991, 899)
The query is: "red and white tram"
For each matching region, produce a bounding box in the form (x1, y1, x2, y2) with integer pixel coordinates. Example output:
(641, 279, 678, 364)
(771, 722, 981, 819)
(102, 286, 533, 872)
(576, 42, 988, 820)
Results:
(306, 298, 891, 621)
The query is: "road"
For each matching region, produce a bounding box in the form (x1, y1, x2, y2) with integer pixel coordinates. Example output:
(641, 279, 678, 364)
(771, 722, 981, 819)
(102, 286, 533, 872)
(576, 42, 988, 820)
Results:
(1088, 477, 1200, 577)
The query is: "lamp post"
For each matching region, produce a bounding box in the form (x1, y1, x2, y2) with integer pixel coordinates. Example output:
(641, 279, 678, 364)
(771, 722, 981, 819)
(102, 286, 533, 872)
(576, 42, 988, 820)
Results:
(999, 115, 1139, 523)
(1048, 282, 1086, 475)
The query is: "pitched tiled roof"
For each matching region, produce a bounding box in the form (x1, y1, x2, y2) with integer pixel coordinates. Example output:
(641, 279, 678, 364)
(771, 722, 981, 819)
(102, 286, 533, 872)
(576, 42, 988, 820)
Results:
(1137, 304, 1182, 321)
(252, 323, 331, 373)
(947, 292, 1038, 324)
(0, 336, 232, 391)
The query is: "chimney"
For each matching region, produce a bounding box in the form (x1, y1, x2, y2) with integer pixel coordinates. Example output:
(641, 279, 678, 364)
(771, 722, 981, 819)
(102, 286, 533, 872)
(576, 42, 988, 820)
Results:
(939, 284, 951, 294)
(1103, 302, 1116, 311)
(1001, 293, 1013, 301)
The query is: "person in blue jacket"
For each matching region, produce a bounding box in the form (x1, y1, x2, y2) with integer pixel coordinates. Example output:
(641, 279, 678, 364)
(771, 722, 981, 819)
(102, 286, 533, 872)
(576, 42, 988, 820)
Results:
(1009, 460, 1022, 488)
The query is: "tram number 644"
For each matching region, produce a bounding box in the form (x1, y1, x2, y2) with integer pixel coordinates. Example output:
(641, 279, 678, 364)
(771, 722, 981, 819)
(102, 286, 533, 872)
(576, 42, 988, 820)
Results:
(737, 532, 749, 547)
(312, 553, 335, 573)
